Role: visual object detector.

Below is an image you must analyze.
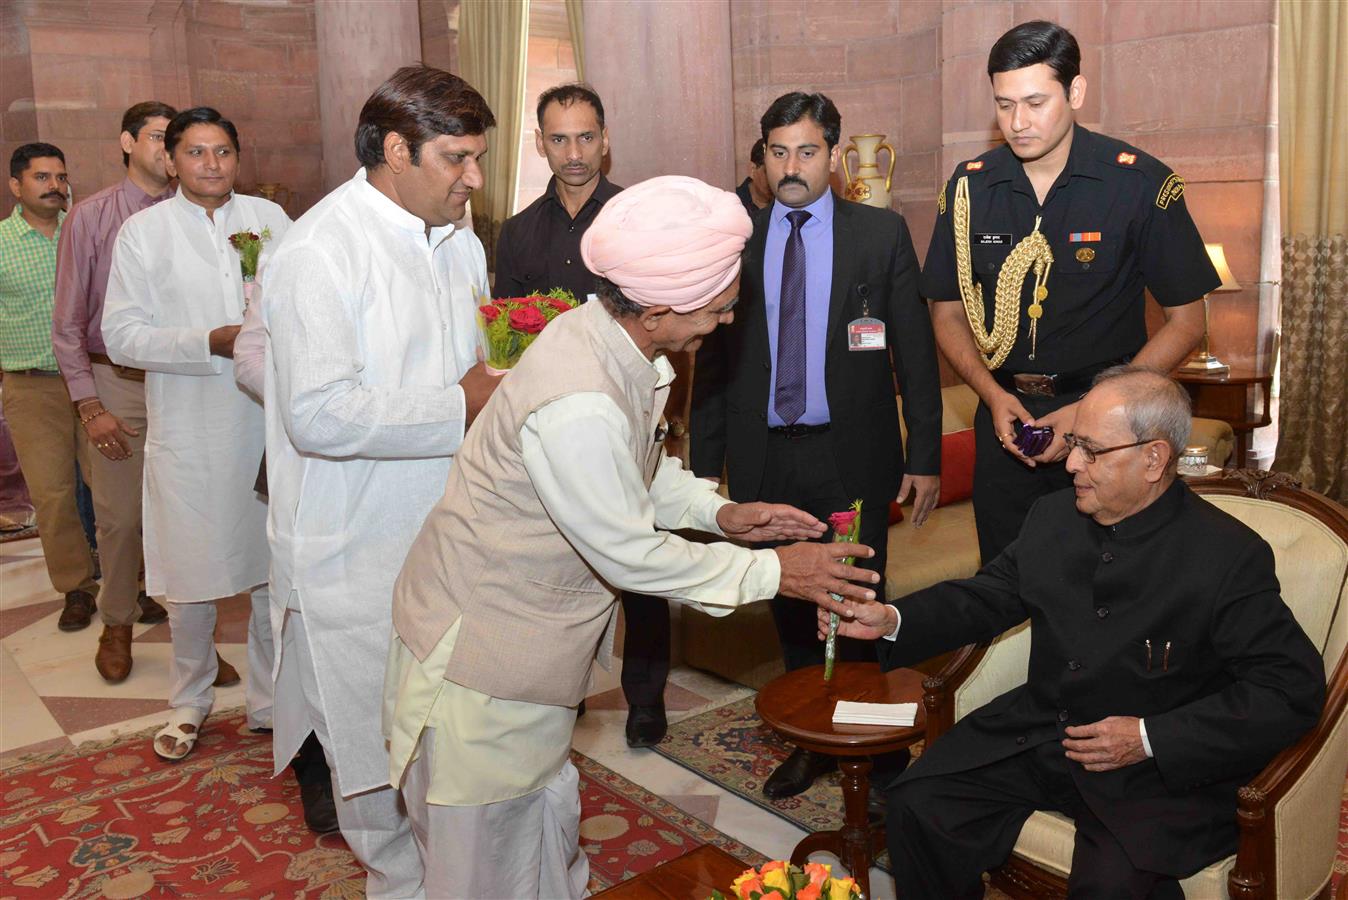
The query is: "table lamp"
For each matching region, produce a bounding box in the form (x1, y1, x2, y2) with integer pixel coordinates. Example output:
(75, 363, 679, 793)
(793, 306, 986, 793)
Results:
(1179, 243, 1241, 375)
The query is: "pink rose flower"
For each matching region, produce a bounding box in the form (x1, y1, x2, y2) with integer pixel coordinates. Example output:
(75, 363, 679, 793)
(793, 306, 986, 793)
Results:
(828, 510, 858, 532)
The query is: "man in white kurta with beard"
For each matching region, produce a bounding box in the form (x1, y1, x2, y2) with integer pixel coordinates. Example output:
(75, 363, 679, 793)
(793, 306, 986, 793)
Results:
(103, 107, 288, 759)
(259, 66, 502, 898)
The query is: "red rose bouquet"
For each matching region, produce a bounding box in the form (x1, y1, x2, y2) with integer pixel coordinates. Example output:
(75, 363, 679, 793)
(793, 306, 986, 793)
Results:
(710, 860, 860, 900)
(824, 500, 863, 682)
(477, 287, 579, 373)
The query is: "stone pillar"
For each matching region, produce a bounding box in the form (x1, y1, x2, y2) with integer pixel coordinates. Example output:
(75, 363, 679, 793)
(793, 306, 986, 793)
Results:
(315, 0, 422, 191)
(582, 0, 734, 189)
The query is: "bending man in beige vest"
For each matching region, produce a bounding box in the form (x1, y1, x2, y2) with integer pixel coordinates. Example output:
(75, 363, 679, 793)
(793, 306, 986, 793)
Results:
(385, 176, 879, 899)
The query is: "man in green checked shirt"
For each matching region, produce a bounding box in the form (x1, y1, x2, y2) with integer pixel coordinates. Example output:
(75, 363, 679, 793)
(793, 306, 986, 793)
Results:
(1, 143, 100, 628)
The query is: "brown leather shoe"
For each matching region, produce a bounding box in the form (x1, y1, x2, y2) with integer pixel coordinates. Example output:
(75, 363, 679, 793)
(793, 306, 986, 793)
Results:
(58, 590, 96, 632)
(136, 591, 168, 624)
(213, 652, 241, 686)
(95, 624, 134, 682)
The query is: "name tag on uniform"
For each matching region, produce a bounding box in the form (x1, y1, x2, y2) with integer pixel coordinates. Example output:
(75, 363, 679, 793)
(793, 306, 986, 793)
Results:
(848, 317, 886, 351)
(975, 233, 1012, 246)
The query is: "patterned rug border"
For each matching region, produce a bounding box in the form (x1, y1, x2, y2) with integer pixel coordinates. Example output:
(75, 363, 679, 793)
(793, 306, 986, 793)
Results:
(2, 705, 252, 775)
(653, 696, 846, 838)
(569, 751, 768, 871)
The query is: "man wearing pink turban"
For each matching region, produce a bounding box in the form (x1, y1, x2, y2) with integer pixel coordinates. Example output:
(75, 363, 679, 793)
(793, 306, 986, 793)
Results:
(384, 175, 882, 899)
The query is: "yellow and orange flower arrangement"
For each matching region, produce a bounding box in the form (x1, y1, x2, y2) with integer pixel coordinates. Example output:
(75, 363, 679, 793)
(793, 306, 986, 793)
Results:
(710, 860, 860, 900)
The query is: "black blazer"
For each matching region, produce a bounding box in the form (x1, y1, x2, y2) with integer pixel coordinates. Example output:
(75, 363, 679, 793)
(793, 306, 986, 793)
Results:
(880, 481, 1325, 877)
(690, 195, 942, 505)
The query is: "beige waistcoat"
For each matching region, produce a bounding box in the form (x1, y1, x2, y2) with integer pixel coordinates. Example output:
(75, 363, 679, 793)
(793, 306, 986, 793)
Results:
(391, 300, 667, 706)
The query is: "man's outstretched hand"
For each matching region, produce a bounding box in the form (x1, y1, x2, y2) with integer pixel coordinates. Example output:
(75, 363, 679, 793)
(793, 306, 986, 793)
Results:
(775, 541, 879, 615)
(717, 502, 826, 543)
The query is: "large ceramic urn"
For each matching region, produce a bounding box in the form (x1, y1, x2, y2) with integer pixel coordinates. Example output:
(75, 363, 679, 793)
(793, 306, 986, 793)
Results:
(841, 134, 895, 208)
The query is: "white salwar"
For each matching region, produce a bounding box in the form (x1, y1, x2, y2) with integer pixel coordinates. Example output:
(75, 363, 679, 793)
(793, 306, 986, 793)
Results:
(261, 169, 485, 898)
(385, 347, 781, 900)
(103, 190, 289, 724)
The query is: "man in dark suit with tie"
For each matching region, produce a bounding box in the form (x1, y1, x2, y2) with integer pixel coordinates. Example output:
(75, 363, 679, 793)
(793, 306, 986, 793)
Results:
(691, 92, 943, 798)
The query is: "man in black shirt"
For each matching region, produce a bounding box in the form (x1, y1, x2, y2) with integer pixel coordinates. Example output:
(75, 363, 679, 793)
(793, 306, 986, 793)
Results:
(734, 138, 772, 218)
(921, 21, 1218, 562)
(492, 84, 671, 747)
(493, 83, 622, 301)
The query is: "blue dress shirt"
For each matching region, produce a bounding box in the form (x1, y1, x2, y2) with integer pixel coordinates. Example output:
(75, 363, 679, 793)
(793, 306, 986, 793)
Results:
(763, 190, 834, 426)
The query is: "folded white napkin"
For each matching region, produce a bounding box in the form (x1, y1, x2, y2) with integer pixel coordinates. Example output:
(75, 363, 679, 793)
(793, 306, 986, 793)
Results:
(832, 700, 918, 727)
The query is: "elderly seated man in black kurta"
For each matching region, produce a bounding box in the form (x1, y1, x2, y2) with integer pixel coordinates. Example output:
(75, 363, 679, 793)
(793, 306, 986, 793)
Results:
(823, 365, 1325, 900)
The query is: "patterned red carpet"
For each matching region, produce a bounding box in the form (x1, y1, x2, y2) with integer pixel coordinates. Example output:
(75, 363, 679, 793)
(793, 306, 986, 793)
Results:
(0, 710, 765, 897)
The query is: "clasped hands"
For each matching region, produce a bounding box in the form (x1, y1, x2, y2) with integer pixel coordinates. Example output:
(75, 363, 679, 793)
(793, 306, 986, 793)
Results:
(814, 597, 1148, 773)
(716, 501, 879, 615)
(991, 391, 1076, 467)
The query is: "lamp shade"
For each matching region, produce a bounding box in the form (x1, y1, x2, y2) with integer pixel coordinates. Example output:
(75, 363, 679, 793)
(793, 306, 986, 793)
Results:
(1204, 243, 1242, 292)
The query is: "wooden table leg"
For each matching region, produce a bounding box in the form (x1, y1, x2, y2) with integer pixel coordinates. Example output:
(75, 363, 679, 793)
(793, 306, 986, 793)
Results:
(838, 757, 875, 898)
(788, 757, 879, 898)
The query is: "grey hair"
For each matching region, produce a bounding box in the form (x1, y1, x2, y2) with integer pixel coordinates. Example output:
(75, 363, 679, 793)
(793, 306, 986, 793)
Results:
(1091, 365, 1192, 463)
(593, 276, 644, 319)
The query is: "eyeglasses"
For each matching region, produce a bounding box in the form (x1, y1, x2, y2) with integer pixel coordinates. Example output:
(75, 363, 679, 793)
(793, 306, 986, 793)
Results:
(1063, 433, 1159, 464)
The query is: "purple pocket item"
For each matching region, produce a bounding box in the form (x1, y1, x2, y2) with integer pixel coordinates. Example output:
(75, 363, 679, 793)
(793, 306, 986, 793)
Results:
(1014, 423, 1054, 457)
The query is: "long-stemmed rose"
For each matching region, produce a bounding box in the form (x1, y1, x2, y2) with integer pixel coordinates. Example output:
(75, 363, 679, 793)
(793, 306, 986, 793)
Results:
(824, 500, 863, 682)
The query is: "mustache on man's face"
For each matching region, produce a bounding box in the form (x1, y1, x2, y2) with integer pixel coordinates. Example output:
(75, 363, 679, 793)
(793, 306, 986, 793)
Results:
(41, 191, 64, 200)
(777, 175, 807, 189)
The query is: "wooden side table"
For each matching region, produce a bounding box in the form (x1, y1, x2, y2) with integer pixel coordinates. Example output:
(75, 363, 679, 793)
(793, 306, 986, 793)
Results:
(592, 844, 751, 899)
(1173, 363, 1273, 468)
(756, 663, 927, 899)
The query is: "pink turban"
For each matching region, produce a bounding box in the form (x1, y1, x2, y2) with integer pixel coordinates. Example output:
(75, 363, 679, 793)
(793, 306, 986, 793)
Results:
(580, 175, 752, 313)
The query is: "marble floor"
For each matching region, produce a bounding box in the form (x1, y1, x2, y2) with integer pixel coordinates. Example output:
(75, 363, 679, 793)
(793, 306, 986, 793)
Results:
(0, 534, 899, 897)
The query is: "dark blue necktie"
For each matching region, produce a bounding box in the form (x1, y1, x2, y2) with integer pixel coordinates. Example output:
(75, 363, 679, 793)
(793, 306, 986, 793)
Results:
(774, 209, 811, 425)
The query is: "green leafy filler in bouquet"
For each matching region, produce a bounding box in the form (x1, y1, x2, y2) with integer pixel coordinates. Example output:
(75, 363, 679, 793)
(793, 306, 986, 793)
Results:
(824, 500, 863, 682)
(478, 287, 579, 373)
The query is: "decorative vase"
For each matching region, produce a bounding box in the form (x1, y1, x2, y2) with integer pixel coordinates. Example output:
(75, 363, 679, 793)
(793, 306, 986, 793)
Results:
(841, 134, 895, 208)
(256, 182, 292, 211)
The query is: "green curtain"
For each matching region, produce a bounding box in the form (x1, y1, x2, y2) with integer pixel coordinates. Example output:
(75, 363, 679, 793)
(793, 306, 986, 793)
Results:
(458, 0, 530, 270)
(1274, 0, 1348, 502)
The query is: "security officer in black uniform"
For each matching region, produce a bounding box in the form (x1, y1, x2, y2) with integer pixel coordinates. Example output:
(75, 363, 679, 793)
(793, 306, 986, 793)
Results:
(922, 20, 1220, 562)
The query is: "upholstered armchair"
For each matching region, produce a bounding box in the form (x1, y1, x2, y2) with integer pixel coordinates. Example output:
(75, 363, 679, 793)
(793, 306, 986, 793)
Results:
(919, 470, 1348, 899)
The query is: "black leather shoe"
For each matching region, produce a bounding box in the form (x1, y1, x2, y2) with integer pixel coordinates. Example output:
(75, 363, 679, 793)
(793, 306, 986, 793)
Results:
(867, 781, 888, 823)
(136, 591, 168, 624)
(58, 590, 96, 631)
(763, 747, 835, 799)
(299, 780, 340, 834)
(625, 704, 667, 748)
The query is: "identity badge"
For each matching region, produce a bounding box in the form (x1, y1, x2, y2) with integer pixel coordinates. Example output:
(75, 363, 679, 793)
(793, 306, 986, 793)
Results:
(847, 317, 886, 351)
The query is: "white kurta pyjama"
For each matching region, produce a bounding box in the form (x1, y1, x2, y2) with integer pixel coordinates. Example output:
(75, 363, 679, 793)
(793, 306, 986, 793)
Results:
(103, 190, 290, 602)
(262, 168, 485, 796)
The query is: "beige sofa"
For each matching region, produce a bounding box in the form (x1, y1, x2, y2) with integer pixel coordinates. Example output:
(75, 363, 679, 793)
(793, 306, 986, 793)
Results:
(679, 383, 1235, 689)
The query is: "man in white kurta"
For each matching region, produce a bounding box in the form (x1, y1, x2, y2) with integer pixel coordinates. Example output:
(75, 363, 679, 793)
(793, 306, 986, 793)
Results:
(260, 66, 502, 898)
(102, 108, 288, 757)
(385, 176, 884, 899)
